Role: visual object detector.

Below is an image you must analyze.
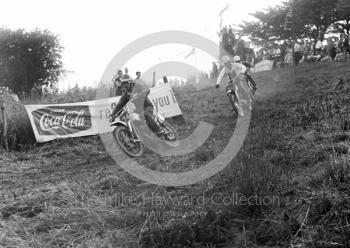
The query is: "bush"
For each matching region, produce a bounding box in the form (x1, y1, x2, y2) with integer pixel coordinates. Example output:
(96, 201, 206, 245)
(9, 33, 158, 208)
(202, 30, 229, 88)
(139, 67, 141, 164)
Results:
(0, 99, 35, 150)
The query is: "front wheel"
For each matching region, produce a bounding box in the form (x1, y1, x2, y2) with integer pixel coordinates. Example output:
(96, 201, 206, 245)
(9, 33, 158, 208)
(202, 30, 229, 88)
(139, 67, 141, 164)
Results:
(227, 92, 243, 117)
(113, 126, 144, 157)
(157, 119, 179, 143)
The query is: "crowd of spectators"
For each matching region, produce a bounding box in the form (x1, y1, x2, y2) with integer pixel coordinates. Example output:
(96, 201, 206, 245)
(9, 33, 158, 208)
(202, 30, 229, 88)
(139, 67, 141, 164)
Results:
(112, 68, 136, 96)
(219, 25, 350, 69)
(256, 34, 350, 67)
(112, 68, 172, 95)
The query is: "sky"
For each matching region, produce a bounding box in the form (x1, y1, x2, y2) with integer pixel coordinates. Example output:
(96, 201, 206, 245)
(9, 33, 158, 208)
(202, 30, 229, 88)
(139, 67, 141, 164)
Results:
(0, 0, 283, 91)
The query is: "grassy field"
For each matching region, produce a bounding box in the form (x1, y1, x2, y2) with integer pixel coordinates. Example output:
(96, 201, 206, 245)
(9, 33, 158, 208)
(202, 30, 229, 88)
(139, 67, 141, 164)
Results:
(1, 62, 350, 247)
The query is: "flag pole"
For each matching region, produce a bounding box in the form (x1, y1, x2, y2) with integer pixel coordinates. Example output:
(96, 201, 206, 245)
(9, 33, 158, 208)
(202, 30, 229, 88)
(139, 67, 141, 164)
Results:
(218, 4, 230, 59)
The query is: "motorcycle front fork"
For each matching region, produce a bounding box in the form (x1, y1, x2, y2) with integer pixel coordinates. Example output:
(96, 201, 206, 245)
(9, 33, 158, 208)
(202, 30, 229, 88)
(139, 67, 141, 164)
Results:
(127, 122, 141, 142)
(226, 91, 238, 109)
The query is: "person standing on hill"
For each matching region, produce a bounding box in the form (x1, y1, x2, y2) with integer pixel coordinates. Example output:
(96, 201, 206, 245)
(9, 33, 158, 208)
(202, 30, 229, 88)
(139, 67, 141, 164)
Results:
(118, 68, 133, 93)
(135, 71, 141, 80)
(315, 38, 323, 55)
(341, 34, 350, 57)
(228, 27, 236, 54)
(310, 40, 315, 55)
(121, 68, 132, 83)
(210, 62, 219, 80)
(294, 41, 304, 65)
(112, 69, 124, 96)
(41, 83, 49, 96)
(327, 38, 337, 62)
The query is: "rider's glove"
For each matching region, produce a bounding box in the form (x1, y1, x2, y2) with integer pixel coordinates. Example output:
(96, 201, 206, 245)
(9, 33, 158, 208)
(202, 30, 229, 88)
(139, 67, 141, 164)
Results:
(109, 114, 115, 123)
(215, 84, 220, 89)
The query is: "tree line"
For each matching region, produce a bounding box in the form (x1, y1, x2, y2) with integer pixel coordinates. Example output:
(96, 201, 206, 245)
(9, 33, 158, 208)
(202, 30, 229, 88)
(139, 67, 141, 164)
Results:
(240, 0, 350, 46)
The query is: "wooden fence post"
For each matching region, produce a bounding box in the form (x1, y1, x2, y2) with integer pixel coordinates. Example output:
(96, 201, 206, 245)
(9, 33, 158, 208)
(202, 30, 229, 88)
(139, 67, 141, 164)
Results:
(0, 96, 9, 151)
(152, 71, 156, 87)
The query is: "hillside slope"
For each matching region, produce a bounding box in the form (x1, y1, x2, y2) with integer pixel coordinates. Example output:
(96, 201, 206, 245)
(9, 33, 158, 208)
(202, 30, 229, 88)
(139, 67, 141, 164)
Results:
(1, 62, 350, 247)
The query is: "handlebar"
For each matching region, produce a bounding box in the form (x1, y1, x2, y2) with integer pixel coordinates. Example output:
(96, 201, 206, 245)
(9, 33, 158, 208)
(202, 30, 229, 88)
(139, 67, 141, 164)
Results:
(110, 91, 147, 121)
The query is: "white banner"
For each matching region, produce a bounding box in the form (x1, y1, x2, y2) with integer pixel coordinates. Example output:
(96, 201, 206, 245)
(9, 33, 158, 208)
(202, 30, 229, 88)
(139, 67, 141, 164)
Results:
(149, 84, 182, 118)
(24, 84, 182, 143)
(251, 60, 274, 73)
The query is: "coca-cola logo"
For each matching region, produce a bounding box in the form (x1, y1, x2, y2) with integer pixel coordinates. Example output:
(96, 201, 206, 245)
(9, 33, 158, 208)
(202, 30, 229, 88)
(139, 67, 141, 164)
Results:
(32, 105, 92, 136)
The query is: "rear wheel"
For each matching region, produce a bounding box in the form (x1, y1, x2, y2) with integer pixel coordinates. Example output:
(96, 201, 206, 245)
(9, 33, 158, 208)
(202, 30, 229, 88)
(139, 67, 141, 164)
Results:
(113, 126, 144, 157)
(155, 117, 179, 144)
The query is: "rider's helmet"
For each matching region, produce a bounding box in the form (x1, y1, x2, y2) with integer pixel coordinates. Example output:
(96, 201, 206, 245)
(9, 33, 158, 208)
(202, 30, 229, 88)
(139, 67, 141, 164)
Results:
(220, 55, 231, 67)
(233, 55, 241, 62)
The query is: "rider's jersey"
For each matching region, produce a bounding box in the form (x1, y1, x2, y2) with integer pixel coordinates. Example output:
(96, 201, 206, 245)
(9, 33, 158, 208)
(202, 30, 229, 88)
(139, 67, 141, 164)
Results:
(131, 79, 154, 111)
(121, 73, 133, 83)
(216, 62, 247, 87)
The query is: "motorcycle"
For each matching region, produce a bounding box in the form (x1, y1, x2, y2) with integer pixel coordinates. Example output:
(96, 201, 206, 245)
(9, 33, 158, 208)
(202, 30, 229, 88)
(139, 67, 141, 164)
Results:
(242, 61, 257, 96)
(225, 81, 244, 117)
(110, 99, 178, 157)
(223, 74, 254, 117)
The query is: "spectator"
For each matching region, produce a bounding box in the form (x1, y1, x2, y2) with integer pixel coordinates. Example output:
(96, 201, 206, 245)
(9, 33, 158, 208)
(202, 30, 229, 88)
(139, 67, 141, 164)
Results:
(341, 34, 350, 57)
(223, 33, 234, 55)
(48, 83, 55, 95)
(112, 69, 123, 95)
(245, 48, 256, 65)
(337, 36, 342, 51)
(122, 68, 132, 82)
(135, 71, 141, 80)
(228, 25, 233, 35)
(284, 45, 293, 66)
(119, 68, 133, 93)
(279, 43, 287, 65)
(228, 26, 236, 53)
(327, 37, 337, 62)
(294, 41, 304, 65)
(304, 40, 311, 55)
(41, 83, 49, 97)
(210, 62, 219, 80)
(315, 38, 323, 54)
(310, 40, 315, 55)
(334, 37, 340, 50)
(112, 70, 123, 85)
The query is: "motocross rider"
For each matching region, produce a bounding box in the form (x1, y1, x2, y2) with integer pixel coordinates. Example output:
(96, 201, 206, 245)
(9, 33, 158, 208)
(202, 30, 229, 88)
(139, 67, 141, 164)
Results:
(110, 73, 160, 134)
(233, 55, 257, 92)
(215, 55, 248, 117)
